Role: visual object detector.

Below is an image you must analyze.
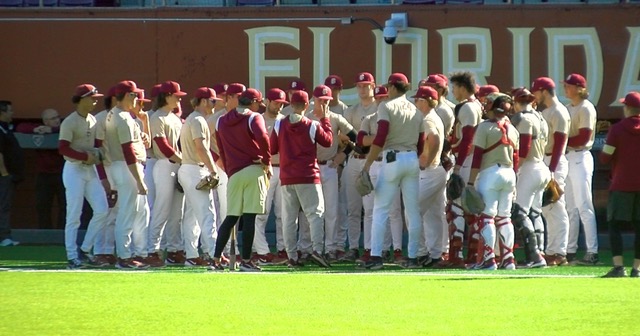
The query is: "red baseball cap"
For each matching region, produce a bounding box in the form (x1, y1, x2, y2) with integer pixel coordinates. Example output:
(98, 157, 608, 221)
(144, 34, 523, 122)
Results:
(240, 88, 263, 102)
(619, 92, 640, 108)
(114, 80, 144, 95)
(313, 85, 333, 100)
(477, 85, 500, 99)
(411, 86, 438, 101)
(194, 87, 222, 101)
(290, 91, 309, 104)
(106, 86, 116, 98)
(136, 91, 151, 103)
(266, 88, 288, 103)
(226, 83, 246, 95)
(435, 74, 449, 85)
(511, 87, 535, 104)
(212, 83, 228, 95)
(355, 72, 375, 84)
(531, 77, 556, 92)
(288, 80, 306, 92)
(422, 74, 447, 88)
(324, 75, 343, 89)
(563, 73, 587, 88)
(160, 81, 187, 96)
(374, 85, 388, 98)
(75, 84, 104, 98)
(150, 84, 162, 98)
(388, 73, 409, 85)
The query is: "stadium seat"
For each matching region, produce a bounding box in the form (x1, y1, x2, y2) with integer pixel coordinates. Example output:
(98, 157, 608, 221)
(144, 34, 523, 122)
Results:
(0, 0, 23, 6)
(24, 0, 57, 5)
(355, 0, 392, 4)
(170, 0, 224, 5)
(59, 0, 93, 5)
(402, 0, 441, 3)
(236, 0, 273, 5)
(445, 0, 484, 3)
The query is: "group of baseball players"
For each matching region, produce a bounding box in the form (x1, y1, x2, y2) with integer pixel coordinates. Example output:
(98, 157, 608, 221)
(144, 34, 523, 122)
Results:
(59, 70, 633, 272)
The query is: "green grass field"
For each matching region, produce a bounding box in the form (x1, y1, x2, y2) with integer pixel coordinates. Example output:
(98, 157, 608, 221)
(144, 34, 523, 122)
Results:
(1, 246, 639, 335)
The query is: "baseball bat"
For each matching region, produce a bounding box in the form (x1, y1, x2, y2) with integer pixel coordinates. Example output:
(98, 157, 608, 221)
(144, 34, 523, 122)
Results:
(229, 225, 237, 271)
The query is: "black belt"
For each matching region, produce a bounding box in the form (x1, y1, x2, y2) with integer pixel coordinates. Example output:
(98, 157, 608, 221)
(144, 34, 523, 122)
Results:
(353, 154, 367, 159)
(318, 160, 327, 165)
(272, 164, 280, 167)
(390, 150, 413, 153)
(375, 157, 382, 162)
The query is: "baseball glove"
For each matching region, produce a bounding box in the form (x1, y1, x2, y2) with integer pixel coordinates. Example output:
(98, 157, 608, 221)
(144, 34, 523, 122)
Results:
(542, 178, 563, 206)
(446, 173, 465, 200)
(355, 170, 374, 196)
(461, 185, 485, 215)
(195, 173, 220, 191)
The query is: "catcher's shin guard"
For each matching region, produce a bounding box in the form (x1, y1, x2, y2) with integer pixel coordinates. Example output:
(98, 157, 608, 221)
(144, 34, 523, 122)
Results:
(495, 216, 514, 261)
(512, 203, 539, 263)
(529, 208, 545, 252)
(464, 214, 480, 265)
(477, 214, 496, 262)
(440, 202, 465, 268)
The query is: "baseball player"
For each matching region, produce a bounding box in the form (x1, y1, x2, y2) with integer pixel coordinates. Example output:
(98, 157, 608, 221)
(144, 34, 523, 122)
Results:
(300, 85, 356, 262)
(59, 84, 109, 269)
(252, 88, 288, 265)
(146, 81, 185, 267)
(509, 87, 549, 268)
(325, 75, 349, 116)
(531, 77, 571, 266)
(361, 73, 425, 270)
(600, 92, 640, 278)
(412, 86, 447, 268)
(563, 73, 599, 265)
(432, 74, 457, 111)
(476, 85, 499, 105)
(143, 84, 161, 214)
(440, 71, 483, 268)
(102, 80, 150, 269)
(422, 74, 455, 138)
(212, 83, 228, 113)
(212, 88, 271, 272)
(280, 79, 306, 117)
(467, 93, 519, 270)
(342, 72, 378, 261)
(178, 87, 220, 267)
(270, 90, 333, 268)
(356, 86, 402, 265)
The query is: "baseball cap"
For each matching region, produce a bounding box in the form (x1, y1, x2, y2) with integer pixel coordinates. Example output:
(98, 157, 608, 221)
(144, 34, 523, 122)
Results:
(266, 88, 288, 103)
(212, 83, 228, 95)
(422, 74, 447, 88)
(313, 85, 333, 100)
(531, 77, 556, 92)
(75, 84, 104, 98)
(239, 88, 263, 102)
(160, 81, 187, 96)
(355, 72, 375, 84)
(150, 84, 162, 98)
(194, 87, 222, 101)
(226, 83, 246, 95)
(290, 91, 309, 104)
(562, 73, 587, 88)
(435, 74, 449, 85)
(106, 86, 116, 98)
(374, 85, 388, 98)
(388, 73, 409, 85)
(411, 86, 438, 101)
(511, 87, 535, 104)
(477, 85, 500, 99)
(619, 92, 640, 108)
(288, 80, 306, 92)
(324, 75, 343, 89)
(136, 91, 151, 103)
(114, 80, 143, 95)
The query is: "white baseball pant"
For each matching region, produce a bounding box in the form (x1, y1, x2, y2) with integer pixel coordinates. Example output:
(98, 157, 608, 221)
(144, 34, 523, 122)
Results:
(515, 160, 550, 249)
(417, 165, 448, 259)
(451, 155, 472, 240)
(542, 155, 570, 255)
(178, 164, 217, 259)
(363, 160, 401, 250)
(565, 150, 599, 254)
(281, 183, 325, 260)
(148, 159, 184, 254)
(343, 156, 366, 250)
(253, 166, 282, 255)
(371, 151, 421, 258)
(62, 162, 109, 260)
(94, 165, 117, 255)
(143, 158, 157, 212)
(111, 161, 149, 259)
(336, 165, 349, 252)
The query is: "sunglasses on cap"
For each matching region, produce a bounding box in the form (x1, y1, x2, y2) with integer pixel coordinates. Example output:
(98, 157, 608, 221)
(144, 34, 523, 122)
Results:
(81, 88, 99, 98)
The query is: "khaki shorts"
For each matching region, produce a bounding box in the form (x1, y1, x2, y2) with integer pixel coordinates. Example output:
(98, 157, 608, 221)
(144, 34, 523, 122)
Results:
(227, 164, 268, 216)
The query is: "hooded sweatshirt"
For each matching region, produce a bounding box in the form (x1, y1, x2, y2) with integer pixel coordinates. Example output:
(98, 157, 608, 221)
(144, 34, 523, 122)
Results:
(215, 107, 271, 178)
(270, 114, 332, 185)
(600, 115, 640, 191)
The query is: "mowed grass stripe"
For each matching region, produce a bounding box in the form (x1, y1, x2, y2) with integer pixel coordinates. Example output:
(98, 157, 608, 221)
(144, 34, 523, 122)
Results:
(1, 272, 639, 336)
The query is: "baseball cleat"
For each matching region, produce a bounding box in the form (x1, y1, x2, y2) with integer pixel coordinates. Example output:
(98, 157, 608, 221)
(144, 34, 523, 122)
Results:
(66, 258, 84, 270)
(287, 258, 305, 269)
(631, 268, 639, 278)
(472, 258, 497, 270)
(239, 260, 262, 272)
(602, 266, 626, 278)
(361, 257, 384, 270)
(575, 252, 600, 266)
(116, 258, 149, 270)
(310, 252, 331, 268)
(401, 258, 421, 269)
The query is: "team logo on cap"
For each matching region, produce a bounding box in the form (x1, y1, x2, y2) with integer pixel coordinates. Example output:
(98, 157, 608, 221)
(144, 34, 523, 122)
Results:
(566, 75, 571, 81)
(375, 87, 381, 94)
(323, 87, 329, 95)
(331, 78, 337, 85)
(360, 74, 365, 81)
(291, 82, 297, 88)
(279, 92, 285, 99)
(223, 84, 228, 91)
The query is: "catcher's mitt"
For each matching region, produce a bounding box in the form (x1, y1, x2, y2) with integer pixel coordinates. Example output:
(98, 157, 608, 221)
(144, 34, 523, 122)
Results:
(355, 170, 374, 196)
(446, 173, 465, 200)
(461, 185, 485, 215)
(196, 173, 220, 191)
(542, 178, 563, 206)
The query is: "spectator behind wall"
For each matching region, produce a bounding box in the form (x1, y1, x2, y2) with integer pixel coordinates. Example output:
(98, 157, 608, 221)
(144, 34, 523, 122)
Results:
(16, 109, 66, 229)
